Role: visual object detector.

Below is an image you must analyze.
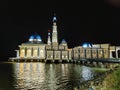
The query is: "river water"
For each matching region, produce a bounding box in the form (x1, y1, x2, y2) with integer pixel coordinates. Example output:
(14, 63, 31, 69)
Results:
(0, 62, 101, 90)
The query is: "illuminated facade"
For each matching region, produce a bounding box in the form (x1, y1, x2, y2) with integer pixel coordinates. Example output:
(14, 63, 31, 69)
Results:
(13, 15, 72, 62)
(10, 15, 120, 62)
(73, 43, 120, 59)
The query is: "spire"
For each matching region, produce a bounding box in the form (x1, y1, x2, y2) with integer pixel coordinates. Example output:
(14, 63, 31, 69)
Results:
(52, 13, 58, 50)
(47, 30, 51, 45)
(52, 13, 58, 43)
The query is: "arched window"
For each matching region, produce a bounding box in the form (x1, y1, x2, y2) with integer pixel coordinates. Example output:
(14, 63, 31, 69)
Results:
(27, 49, 31, 57)
(20, 49, 25, 58)
(33, 49, 38, 57)
(40, 50, 44, 57)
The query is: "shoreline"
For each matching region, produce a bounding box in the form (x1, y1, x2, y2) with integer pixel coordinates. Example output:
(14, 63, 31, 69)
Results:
(74, 64, 120, 90)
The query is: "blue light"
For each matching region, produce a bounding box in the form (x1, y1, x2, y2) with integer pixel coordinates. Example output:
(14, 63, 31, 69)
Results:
(82, 43, 88, 47)
(62, 39, 66, 43)
(29, 35, 34, 41)
(36, 35, 42, 41)
(36, 35, 41, 39)
(82, 43, 91, 48)
(61, 39, 67, 44)
(29, 34, 42, 42)
(48, 32, 50, 36)
(29, 35, 34, 39)
(53, 16, 57, 22)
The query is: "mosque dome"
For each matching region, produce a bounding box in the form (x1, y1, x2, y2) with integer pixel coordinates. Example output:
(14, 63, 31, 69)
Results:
(60, 39, 67, 44)
(28, 33, 43, 43)
(82, 42, 92, 48)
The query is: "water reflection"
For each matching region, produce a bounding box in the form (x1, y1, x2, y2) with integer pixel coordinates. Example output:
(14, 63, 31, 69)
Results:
(81, 66, 94, 81)
(12, 62, 95, 90)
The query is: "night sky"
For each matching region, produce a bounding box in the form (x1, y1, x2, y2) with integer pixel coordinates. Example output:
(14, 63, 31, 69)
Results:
(0, 0, 120, 60)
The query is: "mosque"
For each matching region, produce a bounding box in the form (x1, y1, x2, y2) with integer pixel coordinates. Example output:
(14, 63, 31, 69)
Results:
(10, 15, 72, 62)
(9, 15, 120, 62)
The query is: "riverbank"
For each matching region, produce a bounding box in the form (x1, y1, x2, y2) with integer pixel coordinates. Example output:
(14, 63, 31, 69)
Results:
(88, 64, 120, 90)
(91, 65, 120, 90)
(74, 63, 120, 90)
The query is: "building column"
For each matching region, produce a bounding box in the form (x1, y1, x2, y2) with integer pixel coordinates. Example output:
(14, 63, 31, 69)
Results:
(37, 47, 39, 58)
(26, 47, 32, 58)
(33, 47, 38, 58)
(38, 47, 40, 58)
(78, 49, 80, 59)
(20, 48, 25, 58)
(109, 50, 113, 58)
(116, 49, 118, 58)
(25, 47, 27, 58)
(30, 48, 32, 57)
(66, 51, 68, 60)
(68, 51, 70, 60)
(16, 50, 19, 58)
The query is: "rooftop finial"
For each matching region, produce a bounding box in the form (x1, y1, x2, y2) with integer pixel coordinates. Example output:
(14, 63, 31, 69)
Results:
(53, 13, 57, 22)
(48, 30, 51, 36)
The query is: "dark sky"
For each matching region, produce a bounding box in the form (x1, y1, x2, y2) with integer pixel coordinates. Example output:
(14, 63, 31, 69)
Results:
(0, 0, 120, 59)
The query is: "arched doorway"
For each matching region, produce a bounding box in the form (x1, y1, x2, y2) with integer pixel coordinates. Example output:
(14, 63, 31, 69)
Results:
(112, 51, 116, 58)
(117, 50, 120, 58)
(40, 50, 44, 57)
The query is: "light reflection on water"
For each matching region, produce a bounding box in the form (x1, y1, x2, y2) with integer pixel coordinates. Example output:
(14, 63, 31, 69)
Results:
(0, 62, 96, 90)
(11, 62, 95, 90)
(81, 66, 94, 81)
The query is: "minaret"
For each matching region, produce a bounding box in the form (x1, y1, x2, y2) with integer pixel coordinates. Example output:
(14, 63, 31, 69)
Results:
(52, 14, 58, 50)
(47, 30, 51, 45)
